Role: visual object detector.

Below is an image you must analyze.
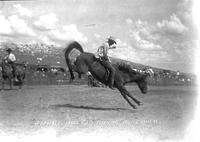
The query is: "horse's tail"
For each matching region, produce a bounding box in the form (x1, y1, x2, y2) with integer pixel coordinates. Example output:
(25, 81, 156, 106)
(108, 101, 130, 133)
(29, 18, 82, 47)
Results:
(64, 41, 84, 55)
(64, 41, 84, 81)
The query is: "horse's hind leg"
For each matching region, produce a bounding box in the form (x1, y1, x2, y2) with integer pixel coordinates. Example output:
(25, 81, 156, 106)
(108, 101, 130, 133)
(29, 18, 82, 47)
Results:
(66, 62, 75, 82)
(69, 70, 75, 82)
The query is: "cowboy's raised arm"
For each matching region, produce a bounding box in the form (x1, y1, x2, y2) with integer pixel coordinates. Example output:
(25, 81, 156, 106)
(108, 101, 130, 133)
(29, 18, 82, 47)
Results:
(108, 44, 116, 49)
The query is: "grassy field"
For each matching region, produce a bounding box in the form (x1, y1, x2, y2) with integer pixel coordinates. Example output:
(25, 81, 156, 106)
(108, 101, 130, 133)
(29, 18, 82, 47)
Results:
(0, 84, 198, 141)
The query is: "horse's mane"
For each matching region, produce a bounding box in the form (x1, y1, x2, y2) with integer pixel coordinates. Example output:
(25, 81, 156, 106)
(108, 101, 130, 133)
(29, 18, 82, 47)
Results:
(115, 62, 137, 74)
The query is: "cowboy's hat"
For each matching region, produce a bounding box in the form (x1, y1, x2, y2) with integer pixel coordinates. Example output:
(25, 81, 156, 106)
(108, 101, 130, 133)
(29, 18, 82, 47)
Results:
(6, 48, 13, 52)
(106, 36, 117, 44)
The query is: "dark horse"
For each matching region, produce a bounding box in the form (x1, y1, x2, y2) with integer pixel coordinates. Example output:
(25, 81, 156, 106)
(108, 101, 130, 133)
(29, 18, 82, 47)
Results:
(1, 59, 26, 90)
(64, 41, 153, 109)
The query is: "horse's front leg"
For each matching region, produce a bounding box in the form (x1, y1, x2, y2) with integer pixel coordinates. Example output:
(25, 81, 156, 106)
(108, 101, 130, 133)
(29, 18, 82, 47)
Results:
(116, 84, 142, 108)
(19, 83, 22, 90)
(18, 79, 22, 90)
(120, 92, 137, 109)
(1, 79, 4, 90)
(125, 90, 143, 106)
(121, 86, 142, 106)
(116, 84, 137, 109)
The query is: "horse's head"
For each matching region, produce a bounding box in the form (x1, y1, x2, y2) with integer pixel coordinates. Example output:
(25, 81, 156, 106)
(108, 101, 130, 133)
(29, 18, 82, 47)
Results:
(1, 59, 12, 73)
(2, 58, 8, 65)
(136, 68, 154, 94)
(136, 75, 148, 94)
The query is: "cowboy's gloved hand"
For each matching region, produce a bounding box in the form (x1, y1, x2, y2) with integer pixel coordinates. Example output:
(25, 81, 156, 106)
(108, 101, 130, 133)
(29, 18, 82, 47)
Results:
(109, 44, 116, 49)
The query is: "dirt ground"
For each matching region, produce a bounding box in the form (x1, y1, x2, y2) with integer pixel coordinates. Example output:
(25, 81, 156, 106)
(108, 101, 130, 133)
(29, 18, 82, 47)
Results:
(0, 84, 198, 141)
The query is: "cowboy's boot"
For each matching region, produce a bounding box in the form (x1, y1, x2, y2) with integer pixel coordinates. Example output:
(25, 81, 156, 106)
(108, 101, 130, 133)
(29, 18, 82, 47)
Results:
(108, 77, 115, 90)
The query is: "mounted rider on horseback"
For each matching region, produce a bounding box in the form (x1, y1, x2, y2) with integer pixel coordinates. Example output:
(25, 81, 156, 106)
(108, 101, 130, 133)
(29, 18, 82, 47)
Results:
(95, 36, 117, 89)
(4, 48, 18, 81)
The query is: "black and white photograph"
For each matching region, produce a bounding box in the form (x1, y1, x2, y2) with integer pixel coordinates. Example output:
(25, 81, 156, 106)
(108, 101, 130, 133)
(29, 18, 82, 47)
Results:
(0, 0, 199, 141)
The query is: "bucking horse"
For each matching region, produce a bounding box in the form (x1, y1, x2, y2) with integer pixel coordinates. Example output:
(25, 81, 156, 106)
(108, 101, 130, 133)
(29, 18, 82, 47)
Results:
(64, 41, 153, 109)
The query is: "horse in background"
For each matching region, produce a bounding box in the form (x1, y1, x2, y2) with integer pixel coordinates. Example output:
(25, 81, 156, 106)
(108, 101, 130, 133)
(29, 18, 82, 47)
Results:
(64, 41, 153, 109)
(1, 59, 26, 90)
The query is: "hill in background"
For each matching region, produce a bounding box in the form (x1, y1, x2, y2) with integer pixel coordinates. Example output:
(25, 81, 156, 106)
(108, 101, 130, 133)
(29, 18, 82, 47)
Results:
(0, 42, 196, 86)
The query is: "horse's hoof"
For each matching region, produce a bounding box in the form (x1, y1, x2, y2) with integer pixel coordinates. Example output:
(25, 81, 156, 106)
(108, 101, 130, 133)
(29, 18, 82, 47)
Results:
(132, 105, 137, 109)
(138, 102, 143, 106)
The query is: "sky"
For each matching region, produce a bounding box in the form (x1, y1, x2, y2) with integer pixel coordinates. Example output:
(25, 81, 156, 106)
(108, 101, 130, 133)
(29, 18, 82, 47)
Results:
(0, 0, 197, 73)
